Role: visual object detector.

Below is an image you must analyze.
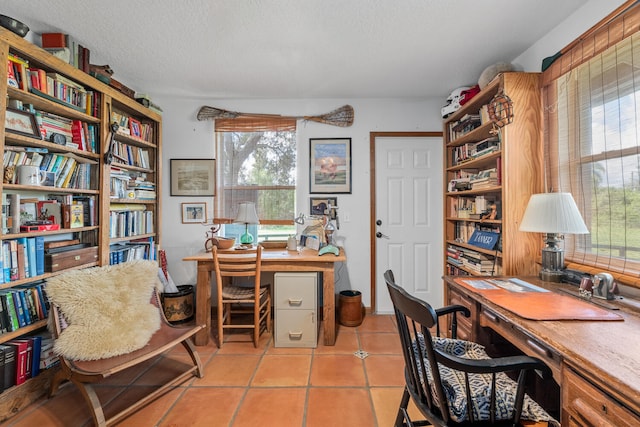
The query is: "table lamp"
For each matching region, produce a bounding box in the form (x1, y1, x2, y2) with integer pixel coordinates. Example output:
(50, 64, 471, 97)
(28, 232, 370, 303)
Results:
(234, 202, 260, 244)
(519, 192, 589, 282)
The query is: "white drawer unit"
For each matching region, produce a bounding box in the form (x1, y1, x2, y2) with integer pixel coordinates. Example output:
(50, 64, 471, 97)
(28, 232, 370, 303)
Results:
(274, 272, 318, 348)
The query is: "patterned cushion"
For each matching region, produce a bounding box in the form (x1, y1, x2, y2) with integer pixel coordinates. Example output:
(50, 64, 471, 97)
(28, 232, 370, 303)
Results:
(413, 335, 558, 426)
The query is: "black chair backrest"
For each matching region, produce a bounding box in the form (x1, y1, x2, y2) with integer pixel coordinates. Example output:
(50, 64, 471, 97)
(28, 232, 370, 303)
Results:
(384, 270, 453, 424)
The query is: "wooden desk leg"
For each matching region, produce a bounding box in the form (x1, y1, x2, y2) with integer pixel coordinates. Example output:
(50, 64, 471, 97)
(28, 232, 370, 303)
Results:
(323, 266, 336, 345)
(194, 262, 212, 346)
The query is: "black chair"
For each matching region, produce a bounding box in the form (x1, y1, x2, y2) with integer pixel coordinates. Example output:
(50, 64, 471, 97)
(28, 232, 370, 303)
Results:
(384, 270, 558, 427)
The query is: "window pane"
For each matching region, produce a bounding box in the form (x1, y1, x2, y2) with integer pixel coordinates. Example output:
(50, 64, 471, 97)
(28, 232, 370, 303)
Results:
(215, 130, 296, 233)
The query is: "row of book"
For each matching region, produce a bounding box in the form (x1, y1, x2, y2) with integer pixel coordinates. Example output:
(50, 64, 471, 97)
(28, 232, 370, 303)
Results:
(450, 136, 500, 166)
(0, 237, 45, 284)
(449, 194, 496, 219)
(0, 333, 56, 392)
(37, 110, 98, 153)
(112, 111, 154, 143)
(447, 245, 501, 275)
(0, 282, 48, 331)
(6, 53, 100, 117)
(108, 207, 154, 239)
(110, 169, 156, 200)
(448, 113, 482, 140)
(3, 147, 95, 190)
(109, 238, 156, 265)
(111, 141, 151, 169)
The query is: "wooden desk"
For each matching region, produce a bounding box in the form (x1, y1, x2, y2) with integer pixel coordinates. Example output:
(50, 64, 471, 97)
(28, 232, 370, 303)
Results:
(443, 276, 640, 426)
(183, 247, 346, 346)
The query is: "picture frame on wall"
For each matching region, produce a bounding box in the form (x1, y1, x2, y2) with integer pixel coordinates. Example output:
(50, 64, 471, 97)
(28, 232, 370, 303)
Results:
(309, 138, 351, 194)
(181, 202, 207, 223)
(4, 108, 41, 138)
(310, 197, 338, 219)
(170, 159, 216, 196)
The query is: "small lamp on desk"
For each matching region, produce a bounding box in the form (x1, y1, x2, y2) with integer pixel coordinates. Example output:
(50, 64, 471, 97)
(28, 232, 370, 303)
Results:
(519, 192, 589, 282)
(234, 202, 260, 245)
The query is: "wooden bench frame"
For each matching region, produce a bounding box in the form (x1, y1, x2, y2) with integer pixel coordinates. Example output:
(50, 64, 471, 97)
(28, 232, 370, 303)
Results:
(48, 290, 204, 427)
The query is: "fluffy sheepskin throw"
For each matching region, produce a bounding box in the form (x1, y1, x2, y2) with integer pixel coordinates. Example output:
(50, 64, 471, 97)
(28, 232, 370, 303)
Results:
(46, 260, 161, 361)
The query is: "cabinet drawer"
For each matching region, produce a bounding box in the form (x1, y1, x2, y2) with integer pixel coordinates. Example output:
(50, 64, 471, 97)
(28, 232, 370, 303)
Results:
(274, 309, 317, 348)
(562, 364, 639, 427)
(479, 306, 561, 381)
(274, 273, 316, 310)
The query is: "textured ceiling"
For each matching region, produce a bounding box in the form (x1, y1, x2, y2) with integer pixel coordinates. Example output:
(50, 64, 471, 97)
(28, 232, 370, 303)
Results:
(3, 0, 589, 99)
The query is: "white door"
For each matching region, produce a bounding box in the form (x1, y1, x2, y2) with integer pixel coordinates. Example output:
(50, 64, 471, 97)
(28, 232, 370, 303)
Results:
(374, 135, 443, 313)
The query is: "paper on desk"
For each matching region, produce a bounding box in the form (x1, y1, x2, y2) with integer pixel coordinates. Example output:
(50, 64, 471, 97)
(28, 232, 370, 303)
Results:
(460, 278, 549, 293)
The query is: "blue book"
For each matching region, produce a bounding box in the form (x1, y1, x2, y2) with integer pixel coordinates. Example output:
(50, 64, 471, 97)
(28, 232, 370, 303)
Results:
(16, 289, 32, 325)
(0, 240, 3, 285)
(10, 291, 26, 328)
(35, 237, 45, 276)
(29, 335, 42, 377)
(26, 238, 37, 278)
(1, 242, 10, 283)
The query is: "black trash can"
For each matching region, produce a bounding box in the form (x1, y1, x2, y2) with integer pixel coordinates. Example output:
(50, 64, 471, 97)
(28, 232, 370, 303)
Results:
(161, 285, 195, 324)
(339, 290, 363, 327)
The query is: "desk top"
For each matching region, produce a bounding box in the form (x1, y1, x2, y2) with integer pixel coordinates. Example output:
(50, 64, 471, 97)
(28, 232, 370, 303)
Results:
(444, 275, 640, 413)
(183, 247, 347, 263)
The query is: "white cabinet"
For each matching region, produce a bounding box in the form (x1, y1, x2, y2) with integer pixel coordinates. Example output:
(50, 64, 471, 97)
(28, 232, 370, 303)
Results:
(274, 273, 318, 348)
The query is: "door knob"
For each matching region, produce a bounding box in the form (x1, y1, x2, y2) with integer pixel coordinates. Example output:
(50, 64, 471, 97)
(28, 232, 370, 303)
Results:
(376, 232, 390, 239)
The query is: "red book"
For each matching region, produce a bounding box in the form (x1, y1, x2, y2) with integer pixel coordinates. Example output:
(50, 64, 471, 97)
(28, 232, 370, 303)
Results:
(41, 33, 67, 48)
(7, 340, 28, 385)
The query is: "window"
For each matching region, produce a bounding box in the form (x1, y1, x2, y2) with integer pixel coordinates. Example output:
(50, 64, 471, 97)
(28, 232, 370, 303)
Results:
(213, 117, 296, 241)
(544, 4, 640, 284)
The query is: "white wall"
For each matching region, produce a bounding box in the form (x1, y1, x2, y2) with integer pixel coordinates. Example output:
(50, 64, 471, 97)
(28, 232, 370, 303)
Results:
(155, 97, 443, 306)
(155, 0, 625, 308)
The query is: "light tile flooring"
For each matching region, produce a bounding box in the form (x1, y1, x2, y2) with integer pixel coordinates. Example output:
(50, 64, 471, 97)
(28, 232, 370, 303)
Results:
(5, 314, 422, 426)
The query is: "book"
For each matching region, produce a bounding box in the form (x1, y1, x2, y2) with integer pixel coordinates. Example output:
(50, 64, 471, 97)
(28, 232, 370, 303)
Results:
(16, 288, 32, 325)
(7, 340, 28, 385)
(0, 347, 5, 392)
(35, 236, 45, 276)
(29, 336, 43, 378)
(2, 242, 10, 283)
(9, 240, 19, 281)
(0, 297, 7, 333)
(0, 344, 16, 390)
(27, 237, 37, 278)
(0, 292, 20, 331)
(11, 290, 27, 328)
(70, 203, 84, 228)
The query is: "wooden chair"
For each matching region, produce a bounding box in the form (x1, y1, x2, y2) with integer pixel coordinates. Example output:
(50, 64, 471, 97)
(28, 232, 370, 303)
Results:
(384, 270, 558, 427)
(212, 245, 271, 347)
(48, 289, 204, 427)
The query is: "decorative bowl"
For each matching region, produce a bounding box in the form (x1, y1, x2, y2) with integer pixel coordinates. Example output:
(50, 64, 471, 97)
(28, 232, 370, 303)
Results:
(212, 237, 235, 249)
(0, 15, 29, 38)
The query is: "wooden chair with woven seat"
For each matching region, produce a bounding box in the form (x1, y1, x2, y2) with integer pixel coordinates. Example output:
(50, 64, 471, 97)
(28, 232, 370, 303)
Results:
(212, 245, 271, 347)
(384, 270, 558, 427)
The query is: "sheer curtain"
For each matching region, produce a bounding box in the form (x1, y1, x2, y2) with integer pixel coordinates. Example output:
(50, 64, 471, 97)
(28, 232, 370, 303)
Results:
(543, 1, 640, 286)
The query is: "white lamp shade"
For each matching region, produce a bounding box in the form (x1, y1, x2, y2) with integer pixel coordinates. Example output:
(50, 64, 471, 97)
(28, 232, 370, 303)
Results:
(234, 202, 260, 224)
(519, 192, 589, 234)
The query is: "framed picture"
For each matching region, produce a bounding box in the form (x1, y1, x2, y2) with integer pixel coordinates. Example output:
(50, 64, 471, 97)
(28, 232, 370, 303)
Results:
(309, 138, 351, 194)
(170, 159, 216, 196)
(4, 108, 41, 138)
(310, 197, 338, 219)
(129, 118, 142, 138)
(181, 202, 207, 223)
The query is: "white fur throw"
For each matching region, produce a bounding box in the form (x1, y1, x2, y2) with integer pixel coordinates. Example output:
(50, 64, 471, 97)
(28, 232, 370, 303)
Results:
(46, 260, 161, 361)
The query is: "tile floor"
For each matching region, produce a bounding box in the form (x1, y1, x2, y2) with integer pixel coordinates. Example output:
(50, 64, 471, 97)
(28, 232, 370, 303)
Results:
(4, 314, 422, 426)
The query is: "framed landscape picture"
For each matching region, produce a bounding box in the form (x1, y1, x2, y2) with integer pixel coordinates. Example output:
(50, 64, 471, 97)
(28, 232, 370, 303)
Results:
(170, 159, 216, 196)
(309, 138, 351, 194)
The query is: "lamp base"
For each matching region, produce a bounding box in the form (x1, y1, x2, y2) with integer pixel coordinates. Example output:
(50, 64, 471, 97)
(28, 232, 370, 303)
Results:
(540, 270, 564, 282)
(240, 232, 254, 245)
